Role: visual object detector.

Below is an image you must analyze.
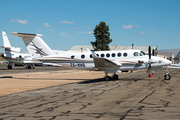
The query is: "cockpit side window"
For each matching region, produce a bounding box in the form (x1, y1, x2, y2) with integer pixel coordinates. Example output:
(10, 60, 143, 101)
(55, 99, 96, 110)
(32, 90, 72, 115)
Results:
(140, 51, 146, 56)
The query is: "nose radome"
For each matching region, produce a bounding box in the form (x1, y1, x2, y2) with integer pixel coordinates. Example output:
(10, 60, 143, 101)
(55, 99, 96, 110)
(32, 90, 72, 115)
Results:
(165, 59, 172, 64)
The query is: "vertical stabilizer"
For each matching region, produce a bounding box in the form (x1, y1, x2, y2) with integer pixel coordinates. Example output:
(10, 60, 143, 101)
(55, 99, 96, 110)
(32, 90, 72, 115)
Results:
(2, 31, 11, 47)
(10, 33, 53, 58)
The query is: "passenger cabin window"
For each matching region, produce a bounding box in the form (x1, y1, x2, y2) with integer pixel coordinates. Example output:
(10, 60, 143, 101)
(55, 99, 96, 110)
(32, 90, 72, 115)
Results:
(81, 54, 85, 59)
(123, 53, 128, 57)
(90, 54, 92, 58)
(71, 55, 75, 59)
(106, 53, 110, 58)
(133, 52, 138, 56)
(101, 54, 105, 58)
(117, 53, 121, 57)
(96, 54, 99, 57)
(112, 53, 116, 57)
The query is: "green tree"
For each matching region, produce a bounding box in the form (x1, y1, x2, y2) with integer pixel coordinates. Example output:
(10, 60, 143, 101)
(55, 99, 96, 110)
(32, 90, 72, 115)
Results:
(91, 21, 112, 51)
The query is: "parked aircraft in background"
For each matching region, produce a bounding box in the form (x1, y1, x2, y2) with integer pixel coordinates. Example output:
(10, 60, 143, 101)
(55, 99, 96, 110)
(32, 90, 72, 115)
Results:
(11, 32, 172, 80)
(1, 31, 61, 69)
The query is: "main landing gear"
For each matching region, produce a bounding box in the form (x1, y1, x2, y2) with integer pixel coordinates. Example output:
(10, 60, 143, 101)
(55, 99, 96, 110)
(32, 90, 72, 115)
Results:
(24, 64, 35, 69)
(105, 73, 118, 81)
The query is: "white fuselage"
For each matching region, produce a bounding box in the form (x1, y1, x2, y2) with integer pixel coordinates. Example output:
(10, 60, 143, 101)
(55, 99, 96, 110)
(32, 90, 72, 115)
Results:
(36, 49, 171, 71)
(2, 51, 41, 64)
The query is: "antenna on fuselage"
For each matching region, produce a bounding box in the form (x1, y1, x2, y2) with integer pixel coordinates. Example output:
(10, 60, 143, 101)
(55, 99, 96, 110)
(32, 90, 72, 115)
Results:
(132, 44, 134, 49)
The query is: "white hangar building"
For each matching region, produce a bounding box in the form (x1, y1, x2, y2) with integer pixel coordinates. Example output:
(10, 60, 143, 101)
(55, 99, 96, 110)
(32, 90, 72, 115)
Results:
(158, 49, 180, 64)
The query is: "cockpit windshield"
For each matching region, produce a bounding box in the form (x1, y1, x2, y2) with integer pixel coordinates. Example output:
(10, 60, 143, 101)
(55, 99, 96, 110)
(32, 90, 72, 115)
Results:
(140, 51, 146, 56)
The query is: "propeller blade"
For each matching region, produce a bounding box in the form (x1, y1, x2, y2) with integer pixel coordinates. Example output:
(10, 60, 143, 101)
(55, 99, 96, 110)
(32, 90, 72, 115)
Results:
(148, 46, 152, 77)
(148, 46, 151, 59)
(152, 49, 155, 56)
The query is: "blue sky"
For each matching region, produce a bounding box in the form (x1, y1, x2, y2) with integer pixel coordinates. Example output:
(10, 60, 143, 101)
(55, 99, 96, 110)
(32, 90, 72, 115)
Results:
(0, 0, 180, 52)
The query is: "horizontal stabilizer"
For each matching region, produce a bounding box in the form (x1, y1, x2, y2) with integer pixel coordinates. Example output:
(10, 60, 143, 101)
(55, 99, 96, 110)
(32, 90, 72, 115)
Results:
(0, 46, 11, 48)
(11, 32, 42, 37)
(0, 46, 21, 53)
(0, 61, 10, 64)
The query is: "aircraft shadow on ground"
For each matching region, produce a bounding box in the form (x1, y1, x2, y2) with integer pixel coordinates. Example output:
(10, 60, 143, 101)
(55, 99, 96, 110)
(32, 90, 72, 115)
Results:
(78, 78, 107, 84)
(0, 76, 13, 78)
(11, 77, 105, 82)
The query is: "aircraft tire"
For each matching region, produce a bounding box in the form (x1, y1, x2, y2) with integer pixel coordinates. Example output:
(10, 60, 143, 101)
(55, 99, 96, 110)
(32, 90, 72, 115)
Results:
(113, 74, 118, 80)
(8, 66, 12, 69)
(164, 74, 171, 80)
(105, 76, 110, 81)
(28, 66, 32, 69)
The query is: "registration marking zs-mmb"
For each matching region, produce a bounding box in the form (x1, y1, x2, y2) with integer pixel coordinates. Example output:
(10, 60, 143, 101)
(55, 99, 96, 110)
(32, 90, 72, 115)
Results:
(70, 63, 85, 67)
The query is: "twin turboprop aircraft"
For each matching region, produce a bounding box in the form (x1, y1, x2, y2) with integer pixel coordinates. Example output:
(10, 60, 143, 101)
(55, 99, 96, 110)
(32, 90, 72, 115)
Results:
(11, 32, 172, 80)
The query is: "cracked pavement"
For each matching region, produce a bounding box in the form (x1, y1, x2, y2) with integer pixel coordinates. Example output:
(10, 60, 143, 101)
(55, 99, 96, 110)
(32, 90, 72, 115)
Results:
(0, 68, 180, 120)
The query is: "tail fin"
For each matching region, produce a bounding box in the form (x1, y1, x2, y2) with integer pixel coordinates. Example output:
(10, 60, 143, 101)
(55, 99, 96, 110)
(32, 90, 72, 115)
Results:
(11, 32, 53, 58)
(2, 31, 21, 53)
(2, 31, 11, 48)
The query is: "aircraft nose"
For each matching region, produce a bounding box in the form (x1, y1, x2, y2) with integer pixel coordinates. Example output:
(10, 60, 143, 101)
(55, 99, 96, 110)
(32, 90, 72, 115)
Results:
(165, 59, 172, 65)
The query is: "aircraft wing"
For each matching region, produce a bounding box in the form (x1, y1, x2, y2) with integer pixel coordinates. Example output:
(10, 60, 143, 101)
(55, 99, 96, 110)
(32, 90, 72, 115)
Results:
(91, 50, 122, 72)
(93, 57, 122, 68)
(42, 62, 62, 67)
(0, 61, 10, 64)
(168, 64, 180, 68)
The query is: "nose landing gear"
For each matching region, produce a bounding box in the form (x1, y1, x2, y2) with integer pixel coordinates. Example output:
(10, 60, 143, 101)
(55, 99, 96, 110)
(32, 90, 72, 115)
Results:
(164, 66, 171, 80)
